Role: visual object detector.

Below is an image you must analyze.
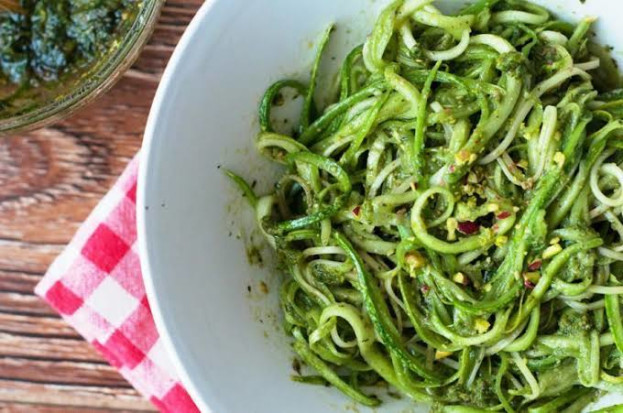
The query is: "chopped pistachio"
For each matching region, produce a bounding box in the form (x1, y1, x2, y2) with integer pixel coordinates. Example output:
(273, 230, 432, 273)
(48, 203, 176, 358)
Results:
(495, 236, 508, 247)
(435, 350, 453, 360)
(455, 150, 472, 165)
(462, 184, 475, 196)
(524, 272, 541, 284)
(474, 318, 491, 334)
(517, 159, 529, 170)
(446, 217, 458, 241)
(405, 251, 427, 274)
(452, 272, 467, 285)
(543, 244, 563, 259)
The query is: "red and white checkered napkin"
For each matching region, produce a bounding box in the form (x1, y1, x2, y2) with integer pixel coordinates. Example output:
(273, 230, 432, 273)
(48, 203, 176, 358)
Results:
(35, 156, 199, 413)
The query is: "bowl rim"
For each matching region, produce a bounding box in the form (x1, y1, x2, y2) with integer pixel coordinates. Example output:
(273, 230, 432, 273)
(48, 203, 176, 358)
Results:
(137, 1, 217, 412)
(136, 1, 623, 412)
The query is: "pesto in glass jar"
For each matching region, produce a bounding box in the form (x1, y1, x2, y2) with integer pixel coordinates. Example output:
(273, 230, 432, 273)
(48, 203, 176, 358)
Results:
(0, 0, 142, 112)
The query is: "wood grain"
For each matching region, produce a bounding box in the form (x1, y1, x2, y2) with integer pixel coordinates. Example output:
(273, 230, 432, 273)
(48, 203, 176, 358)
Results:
(0, 1, 204, 411)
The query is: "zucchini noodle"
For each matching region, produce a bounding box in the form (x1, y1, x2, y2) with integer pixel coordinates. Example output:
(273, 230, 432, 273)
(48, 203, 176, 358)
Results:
(226, 0, 623, 410)
(539, 30, 568, 45)
(425, 29, 471, 61)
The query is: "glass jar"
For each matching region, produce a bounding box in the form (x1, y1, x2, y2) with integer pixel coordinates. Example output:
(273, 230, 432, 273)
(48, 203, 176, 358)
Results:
(0, 0, 166, 134)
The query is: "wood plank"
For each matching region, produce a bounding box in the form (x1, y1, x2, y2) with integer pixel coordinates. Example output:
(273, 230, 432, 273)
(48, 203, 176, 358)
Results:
(0, 313, 79, 338)
(0, 333, 102, 361)
(0, 292, 56, 317)
(0, 403, 147, 413)
(0, 241, 62, 275)
(0, 358, 130, 388)
(0, 270, 44, 294)
(0, 379, 155, 411)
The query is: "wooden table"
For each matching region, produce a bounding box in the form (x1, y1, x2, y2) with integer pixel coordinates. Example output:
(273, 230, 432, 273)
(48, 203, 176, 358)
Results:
(0, 1, 202, 411)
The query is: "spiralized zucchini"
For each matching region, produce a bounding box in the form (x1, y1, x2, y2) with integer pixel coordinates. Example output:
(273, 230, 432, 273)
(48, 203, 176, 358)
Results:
(227, 0, 623, 411)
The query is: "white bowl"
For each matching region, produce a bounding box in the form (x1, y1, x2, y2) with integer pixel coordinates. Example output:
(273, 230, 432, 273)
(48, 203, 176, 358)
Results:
(138, 1, 623, 412)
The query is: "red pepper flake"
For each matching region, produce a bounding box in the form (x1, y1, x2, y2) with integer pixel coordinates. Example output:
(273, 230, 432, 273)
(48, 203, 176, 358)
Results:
(528, 260, 542, 271)
(449, 165, 456, 173)
(524, 279, 536, 289)
(457, 221, 480, 235)
(420, 284, 430, 294)
(352, 206, 361, 217)
(497, 211, 511, 220)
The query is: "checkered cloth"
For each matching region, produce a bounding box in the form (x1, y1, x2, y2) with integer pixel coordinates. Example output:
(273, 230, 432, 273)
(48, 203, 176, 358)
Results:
(35, 156, 199, 413)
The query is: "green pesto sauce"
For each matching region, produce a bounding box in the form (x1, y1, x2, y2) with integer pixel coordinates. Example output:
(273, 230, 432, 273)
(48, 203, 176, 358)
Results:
(0, 0, 142, 111)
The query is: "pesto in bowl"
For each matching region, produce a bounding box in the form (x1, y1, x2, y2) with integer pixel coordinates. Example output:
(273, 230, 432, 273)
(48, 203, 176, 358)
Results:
(0, 0, 163, 132)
